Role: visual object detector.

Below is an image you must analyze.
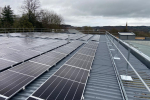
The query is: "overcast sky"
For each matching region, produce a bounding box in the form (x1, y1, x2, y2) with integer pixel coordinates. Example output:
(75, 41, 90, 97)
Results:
(0, 0, 150, 26)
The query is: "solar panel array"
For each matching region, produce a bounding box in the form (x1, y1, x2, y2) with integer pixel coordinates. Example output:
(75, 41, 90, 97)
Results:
(28, 41, 98, 100)
(69, 34, 86, 40)
(0, 38, 68, 72)
(80, 35, 93, 41)
(91, 35, 100, 41)
(0, 41, 83, 100)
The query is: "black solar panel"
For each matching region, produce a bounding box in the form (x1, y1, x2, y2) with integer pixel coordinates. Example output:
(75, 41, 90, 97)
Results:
(66, 58, 92, 70)
(0, 59, 15, 71)
(10, 61, 49, 77)
(9, 45, 29, 51)
(73, 53, 94, 62)
(0, 70, 34, 97)
(54, 65, 89, 83)
(32, 46, 54, 52)
(0, 48, 18, 55)
(83, 44, 98, 49)
(2, 53, 31, 63)
(54, 47, 75, 54)
(30, 55, 60, 67)
(43, 51, 66, 59)
(78, 48, 96, 57)
(18, 50, 41, 57)
(32, 76, 85, 100)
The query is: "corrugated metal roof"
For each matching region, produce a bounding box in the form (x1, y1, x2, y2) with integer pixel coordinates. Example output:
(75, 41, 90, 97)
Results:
(84, 36, 123, 100)
(3, 33, 150, 100)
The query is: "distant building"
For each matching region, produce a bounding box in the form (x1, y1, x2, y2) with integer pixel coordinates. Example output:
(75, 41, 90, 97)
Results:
(118, 32, 135, 40)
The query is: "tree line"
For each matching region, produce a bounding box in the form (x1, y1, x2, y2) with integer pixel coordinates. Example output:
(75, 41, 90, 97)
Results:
(0, 0, 63, 30)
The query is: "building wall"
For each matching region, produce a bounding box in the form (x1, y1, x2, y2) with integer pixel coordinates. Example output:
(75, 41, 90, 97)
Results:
(128, 36, 135, 40)
(119, 35, 127, 40)
(119, 35, 135, 40)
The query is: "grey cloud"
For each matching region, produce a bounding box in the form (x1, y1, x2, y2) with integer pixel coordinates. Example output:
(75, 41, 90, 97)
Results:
(41, 0, 150, 18)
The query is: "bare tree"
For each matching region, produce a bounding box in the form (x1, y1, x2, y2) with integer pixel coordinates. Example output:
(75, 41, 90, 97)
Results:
(38, 10, 63, 29)
(21, 0, 40, 14)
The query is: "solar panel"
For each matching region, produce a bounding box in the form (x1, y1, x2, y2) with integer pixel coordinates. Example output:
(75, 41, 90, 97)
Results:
(54, 65, 89, 83)
(66, 58, 92, 70)
(78, 48, 96, 57)
(83, 44, 98, 49)
(2, 53, 31, 63)
(0, 48, 18, 55)
(91, 35, 100, 41)
(0, 59, 15, 71)
(9, 61, 49, 77)
(54, 47, 75, 55)
(43, 51, 66, 59)
(30, 55, 60, 67)
(32, 46, 54, 52)
(31, 75, 85, 100)
(9, 45, 29, 51)
(73, 53, 94, 62)
(0, 70, 34, 97)
(80, 35, 93, 41)
(17, 50, 41, 57)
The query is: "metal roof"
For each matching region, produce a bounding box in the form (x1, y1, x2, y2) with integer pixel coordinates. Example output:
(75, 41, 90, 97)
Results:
(118, 32, 135, 36)
(0, 32, 150, 100)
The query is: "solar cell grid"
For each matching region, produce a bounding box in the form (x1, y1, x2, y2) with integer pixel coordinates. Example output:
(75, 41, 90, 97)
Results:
(73, 53, 94, 62)
(2, 53, 31, 63)
(83, 44, 98, 49)
(0, 48, 18, 55)
(66, 58, 92, 70)
(9, 45, 29, 51)
(32, 76, 85, 100)
(0, 59, 15, 71)
(56, 66, 89, 83)
(9, 61, 49, 77)
(32, 46, 54, 52)
(30, 55, 60, 67)
(43, 51, 66, 59)
(17, 50, 41, 57)
(78, 48, 96, 57)
(54, 47, 75, 54)
(0, 70, 34, 97)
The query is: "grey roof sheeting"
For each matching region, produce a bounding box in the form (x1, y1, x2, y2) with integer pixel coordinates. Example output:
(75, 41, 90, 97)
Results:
(84, 35, 123, 100)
